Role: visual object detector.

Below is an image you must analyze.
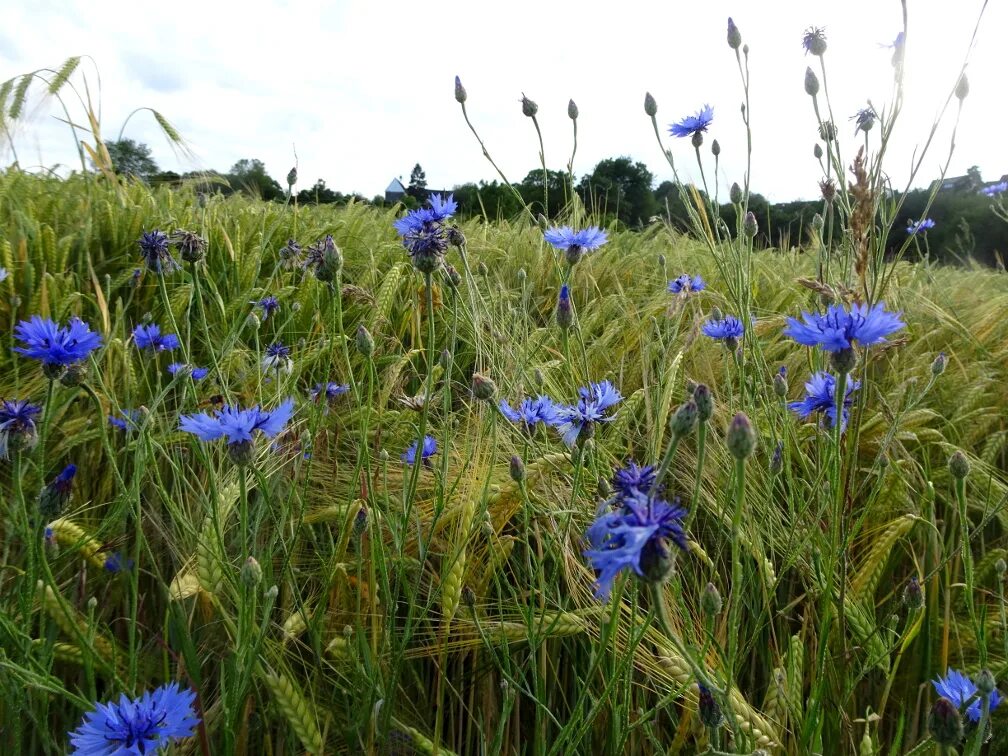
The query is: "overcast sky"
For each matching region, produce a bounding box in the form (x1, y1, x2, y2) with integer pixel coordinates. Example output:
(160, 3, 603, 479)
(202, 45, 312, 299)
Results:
(1, 0, 1003, 202)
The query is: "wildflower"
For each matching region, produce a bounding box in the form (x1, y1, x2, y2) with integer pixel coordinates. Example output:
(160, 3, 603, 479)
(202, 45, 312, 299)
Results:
(454, 75, 466, 104)
(612, 461, 658, 499)
(730, 182, 743, 204)
(170, 229, 207, 264)
(471, 372, 497, 401)
(668, 105, 714, 139)
(788, 371, 860, 430)
(38, 464, 76, 520)
(68, 681, 199, 755)
(698, 684, 724, 728)
(0, 399, 41, 458)
(109, 409, 143, 432)
(669, 400, 698, 437)
(14, 316, 103, 377)
(743, 211, 759, 238)
(726, 17, 742, 50)
(356, 323, 375, 356)
(773, 367, 789, 398)
(279, 239, 303, 269)
(303, 235, 343, 282)
(949, 450, 971, 480)
(726, 413, 757, 460)
(907, 218, 935, 235)
(428, 193, 458, 220)
(256, 296, 280, 320)
(802, 26, 828, 56)
(309, 381, 349, 405)
(928, 697, 963, 747)
(402, 435, 437, 466)
(702, 315, 745, 350)
(804, 67, 820, 97)
(543, 225, 608, 266)
(554, 380, 622, 448)
(132, 323, 179, 353)
(783, 302, 905, 353)
(693, 384, 713, 421)
(520, 94, 538, 117)
(584, 485, 687, 599)
(556, 284, 573, 329)
(167, 363, 209, 381)
(932, 668, 1001, 723)
(179, 399, 295, 467)
(667, 274, 705, 294)
(902, 576, 924, 611)
(499, 395, 560, 432)
(852, 107, 876, 133)
(819, 121, 837, 141)
(509, 454, 525, 483)
(393, 195, 457, 273)
(262, 342, 293, 376)
(889, 31, 906, 68)
(103, 552, 134, 573)
(981, 181, 1008, 197)
(138, 230, 181, 274)
(820, 178, 837, 203)
(644, 92, 657, 117)
(568, 99, 578, 120)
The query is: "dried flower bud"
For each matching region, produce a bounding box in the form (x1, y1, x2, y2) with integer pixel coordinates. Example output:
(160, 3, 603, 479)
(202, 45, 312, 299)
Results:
(931, 352, 947, 377)
(509, 454, 525, 483)
(454, 75, 467, 104)
(711, 139, 721, 158)
(804, 67, 820, 97)
(356, 324, 374, 357)
(928, 697, 963, 747)
(902, 576, 924, 611)
(241, 556, 263, 588)
(819, 178, 837, 204)
(726, 17, 742, 50)
(670, 400, 698, 437)
(521, 93, 538, 117)
(949, 450, 970, 480)
(743, 211, 758, 238)
(568, 99, 578, 120)
(644, 92, 657, 117)
(955, 73, 969, 102)
(730, 182, 743, 204)
(701, 582, 722, 616)
(471, 372, 496, 401)
(726, 412, 757, 460)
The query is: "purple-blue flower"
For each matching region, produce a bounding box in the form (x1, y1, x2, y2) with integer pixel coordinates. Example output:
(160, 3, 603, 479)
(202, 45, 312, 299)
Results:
(103, 551, 135, 574)
(907, 218, 935, 235)
(0, 399, 41, 458)
(167, 363, 209, 381)
(38, 464, 76, 519)
(981, 181, 1008, 197)
(668, 274, 706, 294)
(584, 485, 687, 600)
(702, 315, 745, 344)
(179, 399, 295, 445)
(543, 226, 609, 253)
(402, 435, 438, 465)
(788, 372, 860, 430)
(138, 230, 181, 274)
(783, 302, 905, 352)
(262, 342, 293, 375)
(612, 461, 659, 499)
(932, 668, 1001, 723)
(256, 296, 280, 320)
(852, 107, 876, 133)
(14, 316, 103, 368)
(393, 195, 458, 272)
(68, 681, 200, 755)
(310, 381, 349, 404)
(555, 380, 622, 447)
(428, 193, 458, 220)
(499, 395, 560, 430)
(668, 105, 714, 138)
(109, 409, 143, 433)
(133, 324, 179, 352)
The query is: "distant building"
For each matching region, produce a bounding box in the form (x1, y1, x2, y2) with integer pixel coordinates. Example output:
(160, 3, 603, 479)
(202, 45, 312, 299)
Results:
(384, 177, 407, 202)
(933, 175, 975, 193)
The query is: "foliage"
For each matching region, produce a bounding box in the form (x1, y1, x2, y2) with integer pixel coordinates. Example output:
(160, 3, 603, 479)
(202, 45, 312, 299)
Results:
(101, 139, 159, 182)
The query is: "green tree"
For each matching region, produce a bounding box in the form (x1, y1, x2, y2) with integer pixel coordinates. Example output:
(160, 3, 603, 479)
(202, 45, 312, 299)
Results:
(407, 163, 427, 200)
(518, 169, 569, 218)
(579, 157, 657, 228)
(227, 159, 283, 200)
(102, 138, 159, 181)
(297, 179, 341, 205)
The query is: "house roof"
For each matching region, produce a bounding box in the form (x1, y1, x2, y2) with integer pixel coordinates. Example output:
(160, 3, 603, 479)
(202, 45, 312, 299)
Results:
(385, 178, 407, 193)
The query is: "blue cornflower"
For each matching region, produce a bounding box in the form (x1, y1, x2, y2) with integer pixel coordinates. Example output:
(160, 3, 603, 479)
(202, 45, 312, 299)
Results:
(667, 274, 706, 294)
(788, 372, 860, 430)
(38, 464, 77, 520)
(256, 295, 280, 320)
(543, 226, 609, 253)
(68, 681, 200, 755)
(611, 461, 658, 499)
(133, 323, 179, 352)
(499, 396, 560, 431)
(14, 316, 103, 374)
(262, 342, 293, 375)
(428, 193, 458, 220)
(393, 195, 457, 273)
(167, 363, 209, 381)
(783, 302, 905, 353)
(852, 107, 876, 133)
(702, 315, 745, 346)
(802, 26, 828, 56)
(668, 105, 714, 139)
(402, 435, 438, 465)
(981, 181, 1008, 197)
(932, 668, 1001, 723)
(104, 552, 135, 574)
(907, 218, 935, 234)
(179, 399, 295, 445)
(555, 380, 622, 448)
(584, 487, 688, 600)
(310, 381, 349, 407)
(109, 409, 143, 433)
(556, 284, 573, 329)
(0, 399, 41, 458)
(138, 230, 181, 274)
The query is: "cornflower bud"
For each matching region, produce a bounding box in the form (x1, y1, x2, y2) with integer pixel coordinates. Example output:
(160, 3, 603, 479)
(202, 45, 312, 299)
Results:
(711, 139, 721, 158)
(814, 143, 823, 160)
(556, 284, 573, 330)
(697, 684, 724, 728)
(356, 324, 374, 357)
(812, 213, 824, 232)
(670, 400, 698, 437)
(241, 556, 263, 588)
(521, 94, 538, 117)
(693, 384, 713, 422)
(902, 576, 924, 611)
(726, 413, 757, 460)
(701, 582, 722, 616)
(949, 450, 970, 480)
(804, 67, 820, 97)
(568, 99, 578, 120)
(454, 75, 467, 104)
(931, 351, 947, 377)
(955, 73, 969, 102)
(472, 372, 497, 401)
(743, 211, 758, 238)
(509, 455, 525, 483)
(286, 167, 297, 188)
(644, 92, 657, 117)
(726, 17, 742, 50)
(730, 182, 743, 204)
(928, 697, 963, 747)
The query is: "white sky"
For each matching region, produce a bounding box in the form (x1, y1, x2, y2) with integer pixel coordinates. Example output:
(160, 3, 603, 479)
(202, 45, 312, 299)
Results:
(1, 0, 1004, 202)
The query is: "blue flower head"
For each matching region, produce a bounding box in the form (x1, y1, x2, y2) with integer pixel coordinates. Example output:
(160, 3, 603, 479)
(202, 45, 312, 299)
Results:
(402, 435, 438, 465)
(428, 193, 458, 220)
(499, 395, 560, 431)
(669, 105, 714, 138)
(103, 551, 135, 574)
(68, 681, 200, 755)
(702, 315, 745, 346)
(788, 371, 860, 430)
(109, 409, 143, 433)
(262, 342, 293, 375)
(668, 274, 706, 294)
(310, 381, 349, 411)
(0, 399, 41, 458)
(907, 218, 935, 235)
(14, 316, 103, 374)
(133, 324, 179, 353)
(932, 668, 1001, 723)
(544, 225, 608, 266)
(138, 230, 181, 274)
(38, 464, 77, 520)
(393, 195, 457, 273)
(167, 363, 209, 381)
(852, 107, 876, 133)
(180, 399, 295, 466)
(256, 296, 280, 320)
(555, 380, 622, 447)
(612, 461, 659, 500)
(584, 487, 688, 600)
(981, 181, 1008, 197)
(783, 302, 905, 353)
